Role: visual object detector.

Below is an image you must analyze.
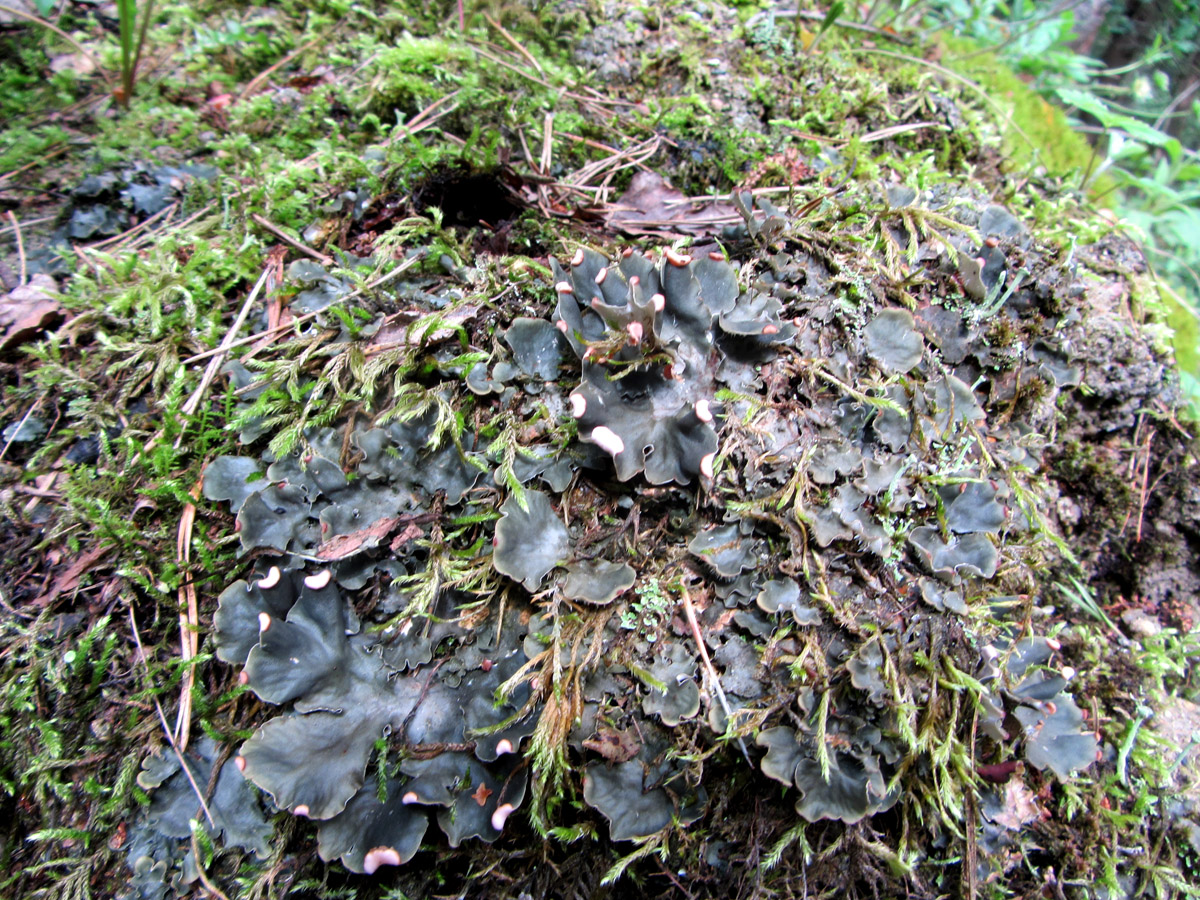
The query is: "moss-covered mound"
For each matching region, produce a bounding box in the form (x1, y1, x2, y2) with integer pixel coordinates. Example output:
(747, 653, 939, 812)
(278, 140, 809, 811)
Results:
(0, 3, 1197, 900)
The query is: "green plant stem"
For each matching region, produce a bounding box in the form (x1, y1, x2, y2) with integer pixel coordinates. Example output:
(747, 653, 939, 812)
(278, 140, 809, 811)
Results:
(1116, 705, 1151, 787)
(134, 0, 157, 85)
(116, 0, 134, 105)
(114, 0, 155, 107)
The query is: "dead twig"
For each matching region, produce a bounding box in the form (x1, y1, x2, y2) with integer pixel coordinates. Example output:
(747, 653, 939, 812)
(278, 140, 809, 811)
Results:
(1118, 424, 1154, 539)
(21, 472, 59, 518)
(679, 582, 753, 766)
(778, 121, 949, 148)
(485, 14, 544, 75)
(540, 112, 554, 175)
(516, 128, 546, 215)
(240, 34, 329, 101)
(174, 480, 201, 752)
(176, 265, 273, 443)
(558, 132, 659, 175)
(1135, 430, 1154, 542)
(10, 484, 64, 500)
(128, 606, 216, 829)
(182, 253, 420, 365)
(1153, 78, 1200, 132)
(5, 211, 26, 285)
(554, 134, 662, 207)
(249, 214, 332, 266)
(963, 709, 979, 900)
(753, 7, 915, 45)
(470, 43, 556, 92)
(385, 90, 462, 145)
(848, 47, 1038, 158)
(0, 393, 44, 463)
(517, 113, 556, 216)
(190, 829, 232, 900)
(0, 214, 56, 237)
(0, 146, 67, 186)
(860, 121, 950, 143)
(88, 202, 179, 252)
(127, 204, 214, 252)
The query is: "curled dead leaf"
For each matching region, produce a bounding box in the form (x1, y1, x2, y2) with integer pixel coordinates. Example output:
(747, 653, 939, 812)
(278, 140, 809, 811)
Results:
(1, 275, 62, 352)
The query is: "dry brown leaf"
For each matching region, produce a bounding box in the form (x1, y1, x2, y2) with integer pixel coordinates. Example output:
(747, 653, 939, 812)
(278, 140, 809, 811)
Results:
(1, 275, 62, 351)
(994, 779, 1042, 831)
(32, 542, 111, 608)
(582, 725, 641, 763)
(316, 516, 400, 560)
(49, 52, 98, 77)
(389, 521, 425, 552)
(709, 607, 738, 635)
(368, 305, 479, 350)
(604, 171, 738, 238)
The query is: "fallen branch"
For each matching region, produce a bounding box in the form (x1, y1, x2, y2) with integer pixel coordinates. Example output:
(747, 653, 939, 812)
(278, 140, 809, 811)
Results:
(181, 253, 420, 365)
(129, 607, 216, 829)
(249, 214, 332, 266)
(175, 264, 274, 449)
(174, 480, 201, 752)
(5, 211, 26, 284)
(679, 582, 753, 766)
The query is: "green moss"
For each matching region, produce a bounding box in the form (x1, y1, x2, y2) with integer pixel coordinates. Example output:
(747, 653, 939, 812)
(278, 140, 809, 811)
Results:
(937, 36, 1102, 182)
(1052, 440, 1134, 515)
(645, 94, 716, 134)
(364, 37, 478, 116)
(0, 37, 78, 123)
(1131, 272, 1200, 418)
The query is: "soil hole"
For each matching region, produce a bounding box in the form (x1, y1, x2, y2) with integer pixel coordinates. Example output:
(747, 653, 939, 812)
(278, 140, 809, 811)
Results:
(410, 166, 525, 229)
